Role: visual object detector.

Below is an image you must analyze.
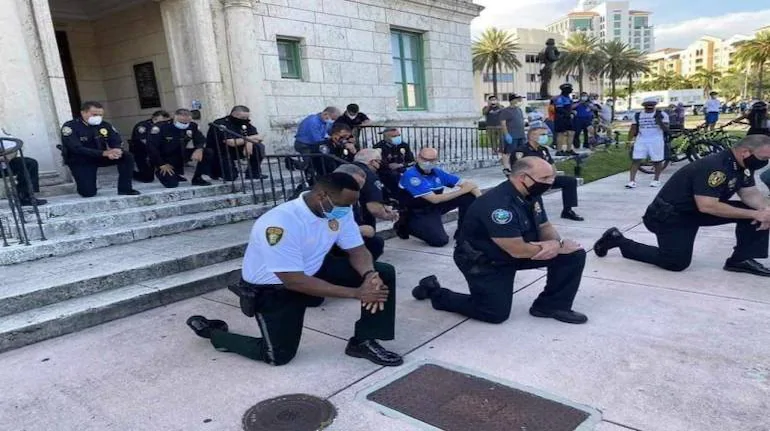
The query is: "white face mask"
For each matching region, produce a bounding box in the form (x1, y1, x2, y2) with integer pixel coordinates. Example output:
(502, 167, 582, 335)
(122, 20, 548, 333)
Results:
(87, 116, 103, 126)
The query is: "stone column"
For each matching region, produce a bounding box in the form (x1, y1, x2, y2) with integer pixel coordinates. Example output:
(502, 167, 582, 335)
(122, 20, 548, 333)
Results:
(222, 0, 270, 145)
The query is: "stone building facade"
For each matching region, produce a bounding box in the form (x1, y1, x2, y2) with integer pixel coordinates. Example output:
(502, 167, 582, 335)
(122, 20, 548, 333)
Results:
(0, 0, 482, 181)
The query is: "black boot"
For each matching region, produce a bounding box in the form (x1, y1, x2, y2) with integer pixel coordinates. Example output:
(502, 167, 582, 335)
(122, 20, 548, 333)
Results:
(186, 316, 229, 339)
(412, 275, 441, 300)
(594, 227, 624, 257)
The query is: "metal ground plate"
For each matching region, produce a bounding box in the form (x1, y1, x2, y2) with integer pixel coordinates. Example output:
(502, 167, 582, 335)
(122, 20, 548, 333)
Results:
(361, 361, 601, 431)
(242, 393, 336, 431)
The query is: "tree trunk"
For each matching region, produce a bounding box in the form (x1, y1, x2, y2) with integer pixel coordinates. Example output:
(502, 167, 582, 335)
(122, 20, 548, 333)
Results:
(610, 69, 617, 121)
(492, 61, 498, 98)
(627, 75, 633, 111)
(758, 61, 765, 100)
(578, 63, 584, 94)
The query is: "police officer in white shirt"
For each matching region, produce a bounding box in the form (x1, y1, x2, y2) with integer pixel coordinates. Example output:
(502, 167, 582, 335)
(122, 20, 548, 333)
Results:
(704, 91, 721, 131)
(627, 97, 669, 189)
(186, 173, 403, 367)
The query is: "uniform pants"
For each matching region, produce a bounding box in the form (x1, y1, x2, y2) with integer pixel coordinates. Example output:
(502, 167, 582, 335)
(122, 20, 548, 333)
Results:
(760, 169, 770, 190)
(407, 194, 476, 247)
(210, 142, 265, 181)
(68, 153, 135, 198)
(550, 175, 578, 211)
(379, 170, 402, 200)
(154, 148, 213, 188)
(130, 141, 154, 183)
(573, 117, 593, 148)
(430, 249, 586, 324)
(618, 202, 770, 272)
(4, 157, 40, 197)
(364, 235, 385, 261)
(209, 257, 397, 366)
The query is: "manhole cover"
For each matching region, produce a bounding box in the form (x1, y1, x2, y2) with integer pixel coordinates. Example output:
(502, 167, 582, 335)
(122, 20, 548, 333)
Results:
(242, 394, 336, 431)
(366, 364, 593, 431)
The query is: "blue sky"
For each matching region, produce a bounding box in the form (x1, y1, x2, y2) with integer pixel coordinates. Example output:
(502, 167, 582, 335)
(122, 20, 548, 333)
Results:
(471, 0, 770, 49)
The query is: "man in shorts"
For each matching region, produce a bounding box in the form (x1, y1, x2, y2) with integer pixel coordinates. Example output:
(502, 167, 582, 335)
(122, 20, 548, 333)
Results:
(552, 83, 577, 156)
(627, 97, 669, 189)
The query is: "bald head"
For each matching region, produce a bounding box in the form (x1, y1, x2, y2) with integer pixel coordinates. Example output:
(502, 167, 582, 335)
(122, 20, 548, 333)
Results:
(510, 156, 556, 196)
(418, 147, 438, 162)
(333, 163, 366, 187)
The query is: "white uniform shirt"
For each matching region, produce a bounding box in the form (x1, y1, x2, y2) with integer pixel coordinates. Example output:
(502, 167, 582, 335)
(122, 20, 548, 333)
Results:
(705, 99, 721, 113)
(242, 193, 364, 285)
(634, 111, 669, 147)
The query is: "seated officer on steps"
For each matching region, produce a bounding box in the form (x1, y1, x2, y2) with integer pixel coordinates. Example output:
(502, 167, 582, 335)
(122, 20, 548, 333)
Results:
(129, 110, 170, 183)
(60, 101, 140, 198)
(373, 127, 415, 196)
(511, 120, 584, 221)
(186, 173, 403, 367)
(412, 157, 589, 324)
(207, 105, 267, 181)
(395, 147, 481, 247)
(594, 134, 770, 277)
(147, 109, 212, 188)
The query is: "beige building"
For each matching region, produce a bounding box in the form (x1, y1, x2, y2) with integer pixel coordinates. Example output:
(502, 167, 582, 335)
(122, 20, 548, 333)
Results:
(472, 28, 602, 108)
(1, 0, 482, 183)
(645, 48, 683, 78)
(644, 32, 757, 80)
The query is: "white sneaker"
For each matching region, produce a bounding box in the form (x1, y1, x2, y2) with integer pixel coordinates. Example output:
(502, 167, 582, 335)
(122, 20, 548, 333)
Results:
(649, 180, 661, 188)
(625, 181, 637, 189)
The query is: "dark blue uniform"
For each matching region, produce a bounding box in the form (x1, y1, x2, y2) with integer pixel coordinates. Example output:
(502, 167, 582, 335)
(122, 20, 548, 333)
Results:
(353, 161, 386, 261)
(60, 119, 135, 197)
(373, 139, 414, 197)
(511, 144, 579, 213)
(398, 166, 476, 247)
(207, 116, 265, 181)
(129, 119, 155, 183)
(427, 180, 586, 323)
(614, 150, 769, 271)
(147, 122, 212, 188)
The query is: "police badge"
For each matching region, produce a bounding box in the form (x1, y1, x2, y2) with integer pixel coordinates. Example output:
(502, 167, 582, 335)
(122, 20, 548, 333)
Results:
(61, 126, 72, 137)
(534, 202, 542, 214)
(99, 128, 108, 137)
(137, 126, 146, 134)
(186, 130, 193, 138)
(328, 219, 339, 231)
(320, 145, 330, 154)
(400, 148, 406, 154)
(150, 126, 160, 134)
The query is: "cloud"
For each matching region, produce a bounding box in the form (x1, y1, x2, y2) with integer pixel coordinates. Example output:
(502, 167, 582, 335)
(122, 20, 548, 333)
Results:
(470, 0, 574, 36)
(653, 10, 770, 48)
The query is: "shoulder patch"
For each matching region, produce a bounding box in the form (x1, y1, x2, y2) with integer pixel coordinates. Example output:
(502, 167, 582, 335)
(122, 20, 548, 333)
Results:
(491, 208, 513, 225)
(374, 180, 383, 190)
(265, 227, 284, 246)
(409, 176, 422, 187)
(707, 171, 727, 188)
(61, 126, 72, 137)
(137, 126, 146, 134)
(150, 126, 160, 134)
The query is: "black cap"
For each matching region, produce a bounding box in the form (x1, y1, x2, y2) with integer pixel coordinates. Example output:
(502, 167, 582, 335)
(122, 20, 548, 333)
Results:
(508, 93, 525, 101)
(559, 83, 573, 90)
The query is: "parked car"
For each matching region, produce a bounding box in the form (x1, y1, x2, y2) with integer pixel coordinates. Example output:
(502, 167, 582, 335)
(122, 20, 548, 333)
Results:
(615, 110, 641, 122)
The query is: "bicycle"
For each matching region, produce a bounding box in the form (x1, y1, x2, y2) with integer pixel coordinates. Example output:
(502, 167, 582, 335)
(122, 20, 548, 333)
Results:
(637, 123, 723, 174)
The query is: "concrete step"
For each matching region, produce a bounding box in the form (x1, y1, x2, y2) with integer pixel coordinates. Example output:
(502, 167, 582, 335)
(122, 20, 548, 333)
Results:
(0, 203, 269, 265)
(0, 259, 241, 353)
(0, 221, 251, 318)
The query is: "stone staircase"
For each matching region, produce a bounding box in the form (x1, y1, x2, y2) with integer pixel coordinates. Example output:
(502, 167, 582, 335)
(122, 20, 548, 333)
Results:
(0, 158, 501, 353)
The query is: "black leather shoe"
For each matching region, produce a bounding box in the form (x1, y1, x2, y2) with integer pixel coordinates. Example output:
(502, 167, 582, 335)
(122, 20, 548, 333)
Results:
(724, 259, 770, 277)
(176, 175, 188, 182)
(191, 177, 212, 186)
(345, 339, 403, 366)
(394, 215, 410, 240)
(561, 209, 584, 221)
(529, 308, 588, 324)
(118, 189, 141, 196)
(186, 315, 229, 339)
(412, 275, 440, 300)
(20, 197, 47, 206)
(594, 227, 623, 257)
(228, 284, 257, 317)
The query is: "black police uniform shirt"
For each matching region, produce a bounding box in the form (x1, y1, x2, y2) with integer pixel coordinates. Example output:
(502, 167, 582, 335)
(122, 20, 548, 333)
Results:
(130, 119, 153, 147)
(147, 121, 205, 166)
(320, 138, 357, 163)
(353, 162, 385, 228)
(207, 116, 259, 149)
(60, 119, 123, 162)
(460, 180, 548, 263)
(656, 150, 757, 214)
(511, 142, 554, 164)
(399, 166, 461, 208)
(334, 112, 370, 129)
(374, 140, 415, 168)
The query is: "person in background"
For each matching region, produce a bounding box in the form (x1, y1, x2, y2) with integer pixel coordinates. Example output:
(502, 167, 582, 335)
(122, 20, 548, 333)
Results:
(130, 110, 171, 183)
(0, 128, 47, 206)
(704, 91, 721, 131)
(147, 109, 212, 188)
(295, 107, 341, 155)
(333, 163, 388, 261)
(207, 106, 267, 181)
(373, 127, 415, 198)
(334, 104, 371, 141)
(627, 98, 669, 189)
(599, 98, 614, 143)
(667, 102, 686, 134)
(552, 83, 577, 156)
(483, 96, 506, 165)
(499, 94, 527, 176)
(572, 92, 597, 150)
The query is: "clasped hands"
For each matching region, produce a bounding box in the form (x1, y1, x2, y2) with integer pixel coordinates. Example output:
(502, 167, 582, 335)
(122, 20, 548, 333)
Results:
(102, 148, 123, 160)
(356, 272, 389, 314)
(531, 238, 583, 260)
(752, 207, 770, 231)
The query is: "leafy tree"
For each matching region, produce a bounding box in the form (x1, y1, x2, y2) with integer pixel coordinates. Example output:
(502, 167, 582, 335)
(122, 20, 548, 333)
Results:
(554, 33, 601, 93)
(734, 30, 770, 99)
(472, 28, 522, 97)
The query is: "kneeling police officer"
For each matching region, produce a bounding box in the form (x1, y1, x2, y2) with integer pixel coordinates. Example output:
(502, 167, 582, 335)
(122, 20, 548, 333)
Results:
(413, 157, 589, 324)
(147, 109, 212, 188)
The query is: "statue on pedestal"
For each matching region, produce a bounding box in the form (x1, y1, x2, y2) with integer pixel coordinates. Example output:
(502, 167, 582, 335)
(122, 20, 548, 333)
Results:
(538, 38, 561, 100)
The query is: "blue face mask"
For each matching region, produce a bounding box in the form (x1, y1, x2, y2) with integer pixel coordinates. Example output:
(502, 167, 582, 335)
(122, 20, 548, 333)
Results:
(391, 136, 403, 145)
(325, 119, 334, 126)
(323, 197, 351, 220)
(174, 121, 190, 130)
(537, 135, 550, 146)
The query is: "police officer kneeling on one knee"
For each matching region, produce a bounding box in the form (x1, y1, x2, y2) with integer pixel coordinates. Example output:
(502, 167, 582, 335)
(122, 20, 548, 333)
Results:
(60, 101, 140, 198)
(511, 120, 584, 221)
(412, 157, 588, 324)
(332, 163, 387, 261)
(147, 109, 212, 188)
(186, 173, 403, 367)
(595, 134, 770, 277)
(396, 147, 481, 247)
(129, 110, 171, 183)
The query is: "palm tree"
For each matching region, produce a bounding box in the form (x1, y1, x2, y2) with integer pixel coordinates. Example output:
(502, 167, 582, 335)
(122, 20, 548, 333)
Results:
(554, 33, 601, 93)
(690, 67, 723, 97)
(621, 49, 650, 110)
(734, 30, 770, 99)
(595, 40, 635, 119)
(472, 28, 522, 97)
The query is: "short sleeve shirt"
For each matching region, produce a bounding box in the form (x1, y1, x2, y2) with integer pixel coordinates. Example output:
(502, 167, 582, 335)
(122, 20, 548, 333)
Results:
(354, 162, 385, 227)
(500, 106, 526, 139)
(484, 106, 503, 128)
(242, 194, 363, 285)
(634, 111, 669, 147)
(399, 166, 460, 198)
(459, 180, 548, 262)
(656, 150, 755, 213)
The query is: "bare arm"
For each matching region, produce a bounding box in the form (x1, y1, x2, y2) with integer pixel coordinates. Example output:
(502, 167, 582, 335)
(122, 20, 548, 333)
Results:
(738, 187, 769, 210)
(628, 124, 638, 141)
(346, 245, 376, 277)
(538, 222, 561, 241)
(421, 187, 470, 204)
(366, 202, 397, 221)
(695, 195, 760, 219)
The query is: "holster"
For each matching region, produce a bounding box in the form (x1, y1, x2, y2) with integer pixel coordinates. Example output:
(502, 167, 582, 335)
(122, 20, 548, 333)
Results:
(454, 241, 497, 275)
(643, 197, 679, 231)
(228, 280, 263, 317)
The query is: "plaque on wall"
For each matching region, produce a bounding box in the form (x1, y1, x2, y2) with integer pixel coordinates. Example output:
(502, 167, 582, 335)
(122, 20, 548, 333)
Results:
(133, 62, 161, 109)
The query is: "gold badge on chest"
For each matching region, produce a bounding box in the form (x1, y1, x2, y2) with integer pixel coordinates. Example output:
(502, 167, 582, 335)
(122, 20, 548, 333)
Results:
(328, 219, 339, 232)
(99, 128, 108, 137)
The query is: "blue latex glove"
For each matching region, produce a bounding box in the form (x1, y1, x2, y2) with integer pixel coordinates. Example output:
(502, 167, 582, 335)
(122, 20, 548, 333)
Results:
(504, 134, 513, 145)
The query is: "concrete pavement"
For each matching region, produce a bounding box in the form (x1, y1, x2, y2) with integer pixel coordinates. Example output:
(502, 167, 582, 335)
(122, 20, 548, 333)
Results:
(1, 165, 769, 431)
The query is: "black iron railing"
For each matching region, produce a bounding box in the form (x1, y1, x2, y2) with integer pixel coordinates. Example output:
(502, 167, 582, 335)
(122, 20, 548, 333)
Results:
(358, 125, 495, 161)
(0, 137, 46, 247)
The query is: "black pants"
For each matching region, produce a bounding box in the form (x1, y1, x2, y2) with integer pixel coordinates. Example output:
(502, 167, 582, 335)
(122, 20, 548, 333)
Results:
(68, 153, 135, 197)
(154, 148, 213, 188)
(364, 235, 385, 261)
(210, 142, 265, 181)
(130, 140, 154, 183)
(209, 257, 396, 366)
(4, 157, 40, 197)
(430, 249, 586, 323)
(550, 175, 578, 211)
(407, 194, 477, 247)
(379, 170, 402, 200)
(573, 117, 592, 148)
(618, 202, 770, 271)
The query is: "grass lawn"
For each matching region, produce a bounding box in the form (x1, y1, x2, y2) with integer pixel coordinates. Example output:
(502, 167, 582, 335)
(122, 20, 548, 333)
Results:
(555, 146, 631, 184)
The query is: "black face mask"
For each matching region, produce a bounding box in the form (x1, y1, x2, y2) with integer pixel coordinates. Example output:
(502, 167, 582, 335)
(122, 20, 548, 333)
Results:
(524, 174, 551, 197)
(229, 116, 250, 126)
(561, 88, 572, 96)
(744, 155, 769, 171)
